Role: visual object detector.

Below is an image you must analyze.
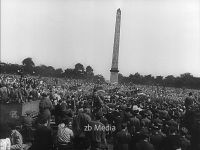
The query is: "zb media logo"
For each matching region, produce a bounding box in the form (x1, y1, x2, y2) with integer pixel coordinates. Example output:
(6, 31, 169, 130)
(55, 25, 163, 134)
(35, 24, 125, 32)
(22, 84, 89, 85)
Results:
(84, 124, 116, 132)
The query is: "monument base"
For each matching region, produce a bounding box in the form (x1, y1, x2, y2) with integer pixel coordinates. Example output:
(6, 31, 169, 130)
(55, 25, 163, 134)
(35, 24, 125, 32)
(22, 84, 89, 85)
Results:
(110, 71, 118, 84)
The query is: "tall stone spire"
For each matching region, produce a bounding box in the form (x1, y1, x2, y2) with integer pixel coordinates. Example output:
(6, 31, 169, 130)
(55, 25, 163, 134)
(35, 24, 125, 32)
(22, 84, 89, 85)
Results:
(110, 8, 121, 84)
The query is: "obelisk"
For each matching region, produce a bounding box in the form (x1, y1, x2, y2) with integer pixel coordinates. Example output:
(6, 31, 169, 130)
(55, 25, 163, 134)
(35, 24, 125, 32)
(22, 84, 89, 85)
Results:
(110, 8, 121, 84)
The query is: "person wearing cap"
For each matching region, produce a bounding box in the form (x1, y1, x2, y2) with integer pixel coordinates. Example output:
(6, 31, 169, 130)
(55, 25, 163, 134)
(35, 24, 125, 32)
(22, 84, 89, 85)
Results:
(179, 127, 190, 150)
(141, 112, 151, 128)
(161, 126, 181, 150)
(72, 109, 91, 150)
(130, 110, 140, 135)
(54, 100, 63, 125)
(0, 82, 9, 103)
(38, 92, 53, 127)
(21, 114, 34, 144)
(152, 113, 163, 126)
(93, 89, 104, 113)
(89, 111, 108, 150)
(10, 83, 22, 103)
(150, 124, 166, 150)
(136, 129, 155, 150)
(114, 123, 131, 150)
(30, 117, 53, 150)
(185, 92, 195, 110)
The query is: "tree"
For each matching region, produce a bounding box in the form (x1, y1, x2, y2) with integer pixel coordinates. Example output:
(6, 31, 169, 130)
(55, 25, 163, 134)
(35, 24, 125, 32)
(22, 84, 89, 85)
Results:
(180, 73, 193, 79)
(55, 68, 63, 77)
(93, 75, 105, 84)
(64, 68, 75, 78)
(129, 72, 142, 84)
(180, 73, 194, 88)
(143, 74, 155, 85)
(22, 57, 35, 74)
(47, 66, 55, 77)
(155, 76, 163, 85)
(74, 63, 85, 78)
(75, 63, 84, 73)
(164, 75, 176, 87)
(86, 65, 94, 77)
(118, 73, 124, 83)
(9, 64, 21, 74)
(35, 65, 48, 76)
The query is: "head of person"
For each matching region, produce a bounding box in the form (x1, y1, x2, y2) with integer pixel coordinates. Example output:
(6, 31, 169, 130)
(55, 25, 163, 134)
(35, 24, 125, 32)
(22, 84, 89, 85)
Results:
(61, 116, 70, 126)
(140, 128, 149, 140)
(121, 123, 127, 130)
(169, 126, 178, 135)
(95, 111, 103, 120)
(41, 92, 48, 98)
(39, 116, 49, 126)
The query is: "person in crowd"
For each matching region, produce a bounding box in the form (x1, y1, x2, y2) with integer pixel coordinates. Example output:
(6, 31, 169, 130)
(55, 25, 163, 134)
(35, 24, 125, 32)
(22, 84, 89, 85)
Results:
(150, 124, 166, 150)
(72, 108, 91, 150)
(89, 112, 108, 150)
(21, 113, 34, 144)
(136, 129, 155, 150)
(0, 123, 11, 150)
(185, 92, 195, 110)
(114, 123, 131, 150)
(2, 74, 200, 150)
(129, 110, 140, 135)
(31, 117, 53, 150)
(57, 112, 74, 150)
(8, 122, 23, 150)
(0, 82, 9, 103)
(54, 99, 63, 125)
(179, 127, 191, 150)
(161, 126, 181, 150)
(38, 92, 53, 127)
(141, 112, 151, 128)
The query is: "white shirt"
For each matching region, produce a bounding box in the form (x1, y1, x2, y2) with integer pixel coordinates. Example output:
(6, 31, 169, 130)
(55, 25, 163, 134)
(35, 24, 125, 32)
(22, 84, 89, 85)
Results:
(57, 123, 73, 143)
(0, 138, 11, 150)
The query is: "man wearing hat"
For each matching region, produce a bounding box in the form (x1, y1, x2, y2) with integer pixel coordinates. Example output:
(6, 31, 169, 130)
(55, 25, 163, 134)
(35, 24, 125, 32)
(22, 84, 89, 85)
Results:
(150, 124, 165, 150)
(89, 111, 108, 150)
(130, 110, 140, 135)
(38, 92, 53, 127)
(141, 112, 151, 128)
(185, 92, 195, 110)
(161, 126, 181, 150)
(136, 129, 155, 150)
(31, 117, 53, 150)
(114, 123, 131, 150)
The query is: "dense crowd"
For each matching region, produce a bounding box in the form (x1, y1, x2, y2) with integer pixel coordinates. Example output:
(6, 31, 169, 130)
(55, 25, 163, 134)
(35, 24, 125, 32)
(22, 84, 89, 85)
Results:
(0, 74, 200, 150)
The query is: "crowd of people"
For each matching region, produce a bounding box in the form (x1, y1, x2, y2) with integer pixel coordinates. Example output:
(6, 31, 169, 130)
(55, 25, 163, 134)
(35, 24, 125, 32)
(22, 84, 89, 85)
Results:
(0, 74, 200, 150)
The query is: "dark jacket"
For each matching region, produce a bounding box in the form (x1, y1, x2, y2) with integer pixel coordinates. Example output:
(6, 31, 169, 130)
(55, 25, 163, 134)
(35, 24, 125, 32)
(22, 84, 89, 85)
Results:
(31, 125, 53, 150)
(114, 130, 131, 150)
(136, 140, 155, 150)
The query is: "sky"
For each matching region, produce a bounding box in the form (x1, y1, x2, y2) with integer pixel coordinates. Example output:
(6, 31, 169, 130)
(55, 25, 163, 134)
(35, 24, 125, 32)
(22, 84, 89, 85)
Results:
(1, 0, 200, 80)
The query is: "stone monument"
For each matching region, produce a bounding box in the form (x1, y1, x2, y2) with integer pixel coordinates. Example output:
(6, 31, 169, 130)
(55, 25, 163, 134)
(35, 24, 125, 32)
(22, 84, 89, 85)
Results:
(110, 8, 121, 84)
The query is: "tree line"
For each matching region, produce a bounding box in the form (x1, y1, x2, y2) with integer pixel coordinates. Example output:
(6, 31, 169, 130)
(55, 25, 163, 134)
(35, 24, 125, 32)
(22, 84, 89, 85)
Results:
(119, 72, 200, 89)
(0, 57, 105, 83)
(1, 57, 200, 89)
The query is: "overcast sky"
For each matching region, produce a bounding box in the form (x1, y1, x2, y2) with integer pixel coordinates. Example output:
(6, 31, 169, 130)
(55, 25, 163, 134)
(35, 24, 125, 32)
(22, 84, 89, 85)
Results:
(1, 0, 200, 79)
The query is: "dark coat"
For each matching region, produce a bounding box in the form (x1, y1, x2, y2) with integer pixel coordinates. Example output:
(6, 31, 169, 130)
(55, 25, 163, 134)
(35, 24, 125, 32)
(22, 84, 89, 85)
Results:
(114, 130, 131, 150)
(136, 140, 155, 150)
(31, 125, 53, 150)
